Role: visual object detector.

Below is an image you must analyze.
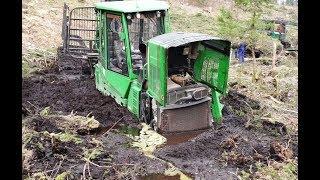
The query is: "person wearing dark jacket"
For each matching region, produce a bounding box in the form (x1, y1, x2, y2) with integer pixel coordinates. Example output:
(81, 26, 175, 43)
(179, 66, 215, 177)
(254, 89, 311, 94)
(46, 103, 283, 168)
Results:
(235, 43, 246, 63)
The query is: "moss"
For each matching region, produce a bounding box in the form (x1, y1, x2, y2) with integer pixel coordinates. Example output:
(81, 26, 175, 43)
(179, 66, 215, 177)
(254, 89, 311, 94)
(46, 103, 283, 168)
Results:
(83, 147, 103, 160)
(55, 171, 73, 180)
(40, 107, 51, 116)
(252, 160, 298, 180)
(52, 132, 83, 144)
(22, 61, 31, 77)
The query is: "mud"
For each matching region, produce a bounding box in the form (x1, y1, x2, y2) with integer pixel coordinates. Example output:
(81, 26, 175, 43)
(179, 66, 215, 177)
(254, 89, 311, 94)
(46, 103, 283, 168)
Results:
(22, 49, 136, 127)
(22, 49, 166, 179)
(154, 115, 298, 179)
(162, 130, 208, 146)
(22, 115, 167, 179)
(222, 89, 261, 113)
(137, 173, 180, 180)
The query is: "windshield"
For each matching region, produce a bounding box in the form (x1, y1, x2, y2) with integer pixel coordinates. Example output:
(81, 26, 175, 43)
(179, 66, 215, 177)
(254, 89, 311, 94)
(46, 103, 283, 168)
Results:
(127, 11, 165, 52)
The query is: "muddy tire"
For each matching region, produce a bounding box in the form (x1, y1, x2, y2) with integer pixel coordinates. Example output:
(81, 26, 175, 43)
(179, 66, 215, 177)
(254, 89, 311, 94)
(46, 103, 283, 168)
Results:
(140, 92, 152, 124)
(81, 64, 91, 75)
(150, 119, 158, 132)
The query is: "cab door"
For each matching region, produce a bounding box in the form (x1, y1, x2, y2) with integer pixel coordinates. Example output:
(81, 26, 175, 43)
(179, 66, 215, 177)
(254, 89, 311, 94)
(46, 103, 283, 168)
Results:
(102, 12, 131, 104)
(193, 40, 231, 95)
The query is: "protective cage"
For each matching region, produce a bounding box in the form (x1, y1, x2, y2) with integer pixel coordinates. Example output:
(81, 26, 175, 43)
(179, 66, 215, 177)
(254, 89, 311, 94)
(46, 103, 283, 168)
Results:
(62, 3, 99, 56)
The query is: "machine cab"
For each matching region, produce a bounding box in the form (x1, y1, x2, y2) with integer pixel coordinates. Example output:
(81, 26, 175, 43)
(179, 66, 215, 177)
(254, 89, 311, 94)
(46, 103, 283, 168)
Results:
(95, 0, 170, 77)
(94, 0, 170, 108)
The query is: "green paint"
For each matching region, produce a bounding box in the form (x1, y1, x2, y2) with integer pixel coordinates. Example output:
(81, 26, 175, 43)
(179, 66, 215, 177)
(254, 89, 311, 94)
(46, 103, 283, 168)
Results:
(146, 43, 167, 106)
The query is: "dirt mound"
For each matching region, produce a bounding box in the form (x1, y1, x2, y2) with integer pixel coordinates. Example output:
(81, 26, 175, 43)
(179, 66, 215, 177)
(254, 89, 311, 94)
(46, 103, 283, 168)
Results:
(222, 90, 261, 113)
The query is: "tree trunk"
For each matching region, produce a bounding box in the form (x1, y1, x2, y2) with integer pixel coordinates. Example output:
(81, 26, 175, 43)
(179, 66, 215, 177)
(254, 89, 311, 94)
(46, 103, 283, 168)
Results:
(251, 46, 258, 81)
(272, 41, 277, 69)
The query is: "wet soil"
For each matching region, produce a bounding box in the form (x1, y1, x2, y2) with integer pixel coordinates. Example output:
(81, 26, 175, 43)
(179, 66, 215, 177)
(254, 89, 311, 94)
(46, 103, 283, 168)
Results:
(162, 129, 208, 146)
(22, 49, 166, 179)
(22, 48, 297, 179)
(154, 114, 298, 179)
(137, 173, 181, 180)
(22, 49, 136, 127)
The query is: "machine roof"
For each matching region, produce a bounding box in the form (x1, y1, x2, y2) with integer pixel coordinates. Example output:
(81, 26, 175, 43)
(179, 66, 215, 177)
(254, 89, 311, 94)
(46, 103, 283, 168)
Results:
(148, 32, 229, 48)
(95, 0, 169, 13)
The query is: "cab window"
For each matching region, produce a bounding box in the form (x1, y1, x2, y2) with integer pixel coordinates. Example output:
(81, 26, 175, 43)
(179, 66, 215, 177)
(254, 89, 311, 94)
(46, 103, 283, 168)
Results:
(106, 13, 128, 75)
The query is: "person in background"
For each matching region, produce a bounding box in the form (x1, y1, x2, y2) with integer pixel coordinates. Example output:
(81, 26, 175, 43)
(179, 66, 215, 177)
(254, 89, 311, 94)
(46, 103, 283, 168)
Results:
(235, 43, 246, 63)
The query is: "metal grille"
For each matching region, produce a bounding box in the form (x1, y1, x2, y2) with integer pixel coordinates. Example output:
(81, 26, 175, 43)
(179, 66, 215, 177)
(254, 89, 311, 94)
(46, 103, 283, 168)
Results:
(158, 100, 211, 133)
(65, 6, 99, 56)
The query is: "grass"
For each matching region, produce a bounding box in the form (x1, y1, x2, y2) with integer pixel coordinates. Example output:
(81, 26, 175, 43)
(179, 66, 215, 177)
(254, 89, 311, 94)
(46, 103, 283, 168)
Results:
(228, 55, 298, 129)
(22, 48, 57, 77)
(40, 107, 51, 116)
(239, 160, 298, 180)
(170, 7, 218, 35)
(194, 0, 209, 7)
(83, 147, 104, 160)
(51, 132, 83, 144)
(22, 61, 34, 78)
(55, 171, 72, 180)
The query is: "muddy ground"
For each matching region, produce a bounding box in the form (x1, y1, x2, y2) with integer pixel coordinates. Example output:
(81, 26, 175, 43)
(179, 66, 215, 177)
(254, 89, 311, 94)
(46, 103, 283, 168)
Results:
(22, 49, 297, 179)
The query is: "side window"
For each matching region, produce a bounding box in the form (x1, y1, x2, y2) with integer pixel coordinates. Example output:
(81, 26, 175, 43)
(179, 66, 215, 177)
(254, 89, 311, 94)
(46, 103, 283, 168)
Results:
(106, 14, 128, 75)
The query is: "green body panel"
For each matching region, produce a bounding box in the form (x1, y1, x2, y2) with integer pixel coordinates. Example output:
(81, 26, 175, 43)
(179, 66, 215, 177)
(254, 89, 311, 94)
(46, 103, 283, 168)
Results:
(95, 11, 133, 107)
(211, 90, 224, 123)
(193, 45, 230, 95)
(146, 43, 167, 106)
(193, 44, 230, 123)
(94, 62, 129, 106)
(127, 80, 142, 117)
(95, 0, 169, 13)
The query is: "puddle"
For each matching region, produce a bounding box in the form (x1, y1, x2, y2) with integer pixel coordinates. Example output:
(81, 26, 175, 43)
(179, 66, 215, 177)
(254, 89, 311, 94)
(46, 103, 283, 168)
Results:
(94, 125, 140, 136)
(92, 125, 121, 135)
(118, 125, 141, 136)
(162, 129, 208, 146)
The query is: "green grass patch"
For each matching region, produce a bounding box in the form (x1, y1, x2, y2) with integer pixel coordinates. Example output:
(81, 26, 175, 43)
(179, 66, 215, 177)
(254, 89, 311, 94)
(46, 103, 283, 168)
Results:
(240, 160, 298, 180)
(83, 147, 104, 160)
(52, 132, 83, 144)
(170, 7, 218, 35)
